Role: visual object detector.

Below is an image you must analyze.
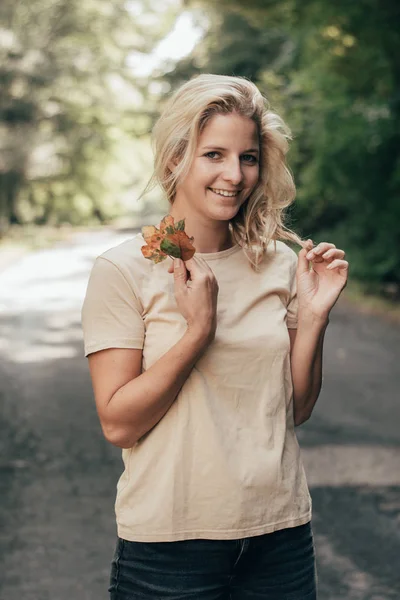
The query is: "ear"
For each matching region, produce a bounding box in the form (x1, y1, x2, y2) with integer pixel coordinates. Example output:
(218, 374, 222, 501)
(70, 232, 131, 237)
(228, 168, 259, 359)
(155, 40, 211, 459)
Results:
(168, 156, 180, 173)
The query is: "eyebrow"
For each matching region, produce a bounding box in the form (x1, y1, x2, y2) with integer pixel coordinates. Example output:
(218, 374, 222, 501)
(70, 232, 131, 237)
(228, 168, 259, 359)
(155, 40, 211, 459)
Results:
(201, 145, 259, 153)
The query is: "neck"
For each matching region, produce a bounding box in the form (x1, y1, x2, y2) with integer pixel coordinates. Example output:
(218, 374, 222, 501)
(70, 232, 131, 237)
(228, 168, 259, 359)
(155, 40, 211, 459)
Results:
(167, 206, 234, 254)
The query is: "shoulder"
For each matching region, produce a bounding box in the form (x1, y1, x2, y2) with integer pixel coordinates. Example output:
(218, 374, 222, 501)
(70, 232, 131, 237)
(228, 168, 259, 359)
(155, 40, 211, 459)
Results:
(100, 232, 147, 269)
(94, 233, 152, 292)
(265, 240, 298, 273)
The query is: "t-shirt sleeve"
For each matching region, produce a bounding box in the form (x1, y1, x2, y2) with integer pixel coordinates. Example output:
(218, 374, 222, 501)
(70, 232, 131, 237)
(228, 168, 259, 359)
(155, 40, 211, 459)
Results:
(81, 256, 145, 357)
(286, 250, 298, 329)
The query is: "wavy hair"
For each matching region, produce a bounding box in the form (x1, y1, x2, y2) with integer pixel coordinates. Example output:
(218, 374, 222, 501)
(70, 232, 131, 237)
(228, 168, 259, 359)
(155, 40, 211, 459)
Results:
(142, 73, 305, 269)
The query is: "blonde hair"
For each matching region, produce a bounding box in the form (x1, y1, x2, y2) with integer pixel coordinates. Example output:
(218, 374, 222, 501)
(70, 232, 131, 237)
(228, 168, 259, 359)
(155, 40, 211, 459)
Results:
(143, 73, 305, 270)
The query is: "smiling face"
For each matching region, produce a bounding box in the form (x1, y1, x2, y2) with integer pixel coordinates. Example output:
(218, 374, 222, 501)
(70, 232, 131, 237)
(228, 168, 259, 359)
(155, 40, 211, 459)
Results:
(173, 112, 260, 223)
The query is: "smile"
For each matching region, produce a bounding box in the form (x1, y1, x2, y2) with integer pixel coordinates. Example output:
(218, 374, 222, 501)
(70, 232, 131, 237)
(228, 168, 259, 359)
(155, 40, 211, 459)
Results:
(209, 188, 240, 197)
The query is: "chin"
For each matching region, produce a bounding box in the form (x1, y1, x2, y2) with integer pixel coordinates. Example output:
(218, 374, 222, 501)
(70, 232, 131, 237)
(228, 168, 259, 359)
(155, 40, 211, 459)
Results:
(203, 191, 243, 220)
(209, 206, 239, 221)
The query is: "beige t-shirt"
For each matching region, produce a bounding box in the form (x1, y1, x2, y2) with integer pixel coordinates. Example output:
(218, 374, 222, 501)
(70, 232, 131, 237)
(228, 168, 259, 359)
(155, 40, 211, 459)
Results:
(81, 233, 312, 542)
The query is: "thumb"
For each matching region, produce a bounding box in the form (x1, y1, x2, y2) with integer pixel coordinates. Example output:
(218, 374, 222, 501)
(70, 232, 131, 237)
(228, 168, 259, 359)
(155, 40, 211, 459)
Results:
(297, 244, 312, 276)
(173, 258, 188, 289)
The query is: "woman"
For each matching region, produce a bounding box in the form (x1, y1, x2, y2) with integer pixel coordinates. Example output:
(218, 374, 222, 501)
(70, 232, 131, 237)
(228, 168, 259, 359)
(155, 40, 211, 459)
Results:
(82, 74, 348, 599)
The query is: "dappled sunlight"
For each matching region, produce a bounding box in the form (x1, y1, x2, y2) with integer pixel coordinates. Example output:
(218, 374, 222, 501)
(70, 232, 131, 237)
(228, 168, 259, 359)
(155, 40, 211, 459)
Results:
(303, 445, 400, 487)
(10, 341, 79, 364)
(0, 311, 83, 364)
(0, 231, 134, 364)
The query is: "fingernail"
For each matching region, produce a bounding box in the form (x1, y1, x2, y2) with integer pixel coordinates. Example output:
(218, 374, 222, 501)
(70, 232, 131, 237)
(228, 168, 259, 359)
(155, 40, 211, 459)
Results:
(175, 258, 182, 268)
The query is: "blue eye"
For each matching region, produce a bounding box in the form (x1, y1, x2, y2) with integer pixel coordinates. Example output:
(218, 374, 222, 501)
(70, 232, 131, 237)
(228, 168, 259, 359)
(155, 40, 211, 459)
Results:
(203, 151, 258, 163)
(242, 154, 258, 164)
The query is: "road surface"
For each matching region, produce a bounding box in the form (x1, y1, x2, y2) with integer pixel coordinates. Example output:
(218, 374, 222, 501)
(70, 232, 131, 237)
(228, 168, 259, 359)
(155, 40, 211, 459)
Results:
(0, 229, 399, 600)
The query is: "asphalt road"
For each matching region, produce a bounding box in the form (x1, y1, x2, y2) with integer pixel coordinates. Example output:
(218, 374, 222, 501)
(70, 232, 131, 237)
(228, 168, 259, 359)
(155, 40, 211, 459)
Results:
(0, 230, 399, 600)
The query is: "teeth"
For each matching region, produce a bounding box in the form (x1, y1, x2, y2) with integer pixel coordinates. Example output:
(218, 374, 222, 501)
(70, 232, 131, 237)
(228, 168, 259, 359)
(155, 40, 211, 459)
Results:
(210, 188, 239, 197)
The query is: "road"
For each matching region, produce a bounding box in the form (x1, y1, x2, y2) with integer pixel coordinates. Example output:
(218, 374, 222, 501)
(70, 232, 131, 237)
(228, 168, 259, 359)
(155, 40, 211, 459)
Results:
(0, 229, 399, 600)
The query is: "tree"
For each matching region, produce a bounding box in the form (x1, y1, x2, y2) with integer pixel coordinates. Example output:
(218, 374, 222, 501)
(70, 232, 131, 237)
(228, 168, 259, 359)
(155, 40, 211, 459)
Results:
(0, 0, 177, 232)
(165, 0, 400, 285)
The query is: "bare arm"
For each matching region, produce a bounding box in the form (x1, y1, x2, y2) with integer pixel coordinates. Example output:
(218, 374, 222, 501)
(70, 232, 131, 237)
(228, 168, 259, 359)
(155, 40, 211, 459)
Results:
(288, 316, 329, 426)
(87, 255, 218, 449)
(88, 327, 211, 448)
(287, 239, 348, 426)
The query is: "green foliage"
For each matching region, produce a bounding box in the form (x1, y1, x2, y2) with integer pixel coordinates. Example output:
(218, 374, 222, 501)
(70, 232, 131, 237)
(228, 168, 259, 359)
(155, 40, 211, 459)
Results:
(0, 0, 176, 233)
(169, 0, 400, 285)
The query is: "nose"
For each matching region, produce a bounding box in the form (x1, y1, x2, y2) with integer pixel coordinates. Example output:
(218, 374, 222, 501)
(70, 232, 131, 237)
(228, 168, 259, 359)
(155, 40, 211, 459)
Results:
(222, 156, 243, 186)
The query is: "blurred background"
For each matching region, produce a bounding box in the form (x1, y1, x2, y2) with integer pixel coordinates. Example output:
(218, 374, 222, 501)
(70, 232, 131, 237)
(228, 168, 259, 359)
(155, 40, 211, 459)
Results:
(0, 1, 399, 599)
(1, 0, 400, 292)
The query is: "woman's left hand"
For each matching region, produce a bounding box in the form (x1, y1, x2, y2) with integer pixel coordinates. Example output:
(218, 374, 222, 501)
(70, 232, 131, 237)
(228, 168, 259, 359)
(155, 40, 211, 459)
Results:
(296, 240, 349, 322)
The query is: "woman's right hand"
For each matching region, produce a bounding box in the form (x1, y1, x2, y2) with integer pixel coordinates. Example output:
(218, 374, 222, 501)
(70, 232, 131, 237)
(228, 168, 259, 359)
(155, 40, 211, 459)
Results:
(167, 256, 219, 342)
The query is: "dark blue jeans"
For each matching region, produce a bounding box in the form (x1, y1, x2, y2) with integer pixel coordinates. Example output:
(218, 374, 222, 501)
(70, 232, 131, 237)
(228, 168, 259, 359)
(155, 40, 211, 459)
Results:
(109, 521, 317, 599)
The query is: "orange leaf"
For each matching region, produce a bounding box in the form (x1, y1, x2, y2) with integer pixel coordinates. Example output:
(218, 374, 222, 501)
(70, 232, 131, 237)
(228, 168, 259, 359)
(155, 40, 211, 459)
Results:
(165, 231, 196, 261)
(159, 215, 175, 233)
(140, 214, 196, 264)
(142, 225, 158, 242)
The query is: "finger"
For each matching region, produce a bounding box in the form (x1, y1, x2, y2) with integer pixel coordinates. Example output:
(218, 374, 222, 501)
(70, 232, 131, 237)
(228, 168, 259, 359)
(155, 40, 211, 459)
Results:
(326, 259, 349, 271)
(297, 248, 311, 275)
(168, 255, 203, 274)
(303, 240, 325, 263)
(306, 242, 336, 260)
(302, 239, 314, 251)
(310, 255, 325, 264)
(173, 258, 188, 290)
(314, 242, 336, 254)
(184, 256, 212, 280)
(322, 248, 345, 260)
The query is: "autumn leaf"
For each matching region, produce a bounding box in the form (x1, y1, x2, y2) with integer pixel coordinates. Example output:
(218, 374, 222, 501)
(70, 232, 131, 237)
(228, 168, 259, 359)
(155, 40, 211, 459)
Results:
(159, 215, 175, 233)
(141, 225, 158, 242)
(141, 215, 195, 264)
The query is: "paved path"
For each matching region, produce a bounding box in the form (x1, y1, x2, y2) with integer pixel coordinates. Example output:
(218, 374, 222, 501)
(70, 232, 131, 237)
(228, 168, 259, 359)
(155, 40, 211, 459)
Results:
(0, 230, 399, 600)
